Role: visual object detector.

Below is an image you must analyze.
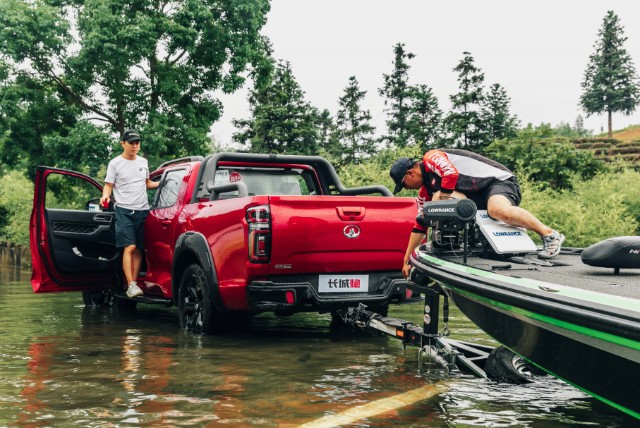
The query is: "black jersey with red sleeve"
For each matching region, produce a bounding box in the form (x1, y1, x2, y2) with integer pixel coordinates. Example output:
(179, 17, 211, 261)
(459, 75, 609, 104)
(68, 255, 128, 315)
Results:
(420, 149, 513, 196)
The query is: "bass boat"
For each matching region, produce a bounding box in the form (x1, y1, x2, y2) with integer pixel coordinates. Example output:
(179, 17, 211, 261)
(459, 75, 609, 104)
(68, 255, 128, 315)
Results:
(407, 199, 640, 419)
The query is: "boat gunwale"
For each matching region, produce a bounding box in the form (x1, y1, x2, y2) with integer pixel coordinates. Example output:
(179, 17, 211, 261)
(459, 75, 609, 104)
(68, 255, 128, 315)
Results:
(411, 252, 640, 343)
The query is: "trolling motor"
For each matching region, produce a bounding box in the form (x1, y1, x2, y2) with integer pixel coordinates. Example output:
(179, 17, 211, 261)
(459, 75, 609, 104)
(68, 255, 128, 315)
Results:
(418, 199, 477, 263)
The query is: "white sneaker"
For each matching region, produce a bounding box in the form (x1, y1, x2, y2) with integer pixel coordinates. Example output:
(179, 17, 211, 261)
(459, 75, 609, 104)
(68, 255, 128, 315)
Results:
(126, 283, 143, 298)
(538, 230, 565, 259)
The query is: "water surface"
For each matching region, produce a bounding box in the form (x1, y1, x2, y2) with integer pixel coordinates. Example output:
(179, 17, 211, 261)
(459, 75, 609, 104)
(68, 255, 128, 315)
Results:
(0, 267, 633, 426)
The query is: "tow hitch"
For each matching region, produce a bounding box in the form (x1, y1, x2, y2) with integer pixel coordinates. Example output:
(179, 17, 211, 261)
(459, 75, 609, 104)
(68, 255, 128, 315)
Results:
(336, 281, 493, 379)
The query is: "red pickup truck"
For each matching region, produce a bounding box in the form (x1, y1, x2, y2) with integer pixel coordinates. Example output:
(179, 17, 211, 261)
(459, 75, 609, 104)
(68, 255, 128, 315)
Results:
(30, 153, 416, 333)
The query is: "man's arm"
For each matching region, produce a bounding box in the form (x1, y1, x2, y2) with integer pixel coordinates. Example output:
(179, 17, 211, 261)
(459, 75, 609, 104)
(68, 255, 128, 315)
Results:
(423, 150, 459, 194)
(146, 179, 160, 189)
(100, 182, 114, 207)
(402, 231, 425, 279)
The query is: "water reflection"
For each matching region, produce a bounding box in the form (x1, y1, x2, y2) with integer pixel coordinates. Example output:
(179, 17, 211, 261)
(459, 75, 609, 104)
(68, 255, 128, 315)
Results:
(0, 269, 635, 426)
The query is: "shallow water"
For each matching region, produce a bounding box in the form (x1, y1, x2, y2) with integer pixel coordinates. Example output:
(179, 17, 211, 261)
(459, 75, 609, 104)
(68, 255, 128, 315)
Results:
(0, 266, 634, 427)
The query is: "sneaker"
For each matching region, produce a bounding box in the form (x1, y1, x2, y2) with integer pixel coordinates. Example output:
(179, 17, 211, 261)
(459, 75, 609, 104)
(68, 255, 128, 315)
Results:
(538, 230, 565, 259)
(126, 282, 143, 298)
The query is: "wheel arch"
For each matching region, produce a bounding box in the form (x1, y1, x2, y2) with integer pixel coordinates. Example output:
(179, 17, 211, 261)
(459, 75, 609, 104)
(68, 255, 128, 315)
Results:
(172, 232, 225, 312)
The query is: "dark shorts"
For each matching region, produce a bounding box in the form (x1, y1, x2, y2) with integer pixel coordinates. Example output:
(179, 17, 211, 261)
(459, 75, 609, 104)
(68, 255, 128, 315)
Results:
(114, 206, 149, 249)
(467, 177, 522, 210)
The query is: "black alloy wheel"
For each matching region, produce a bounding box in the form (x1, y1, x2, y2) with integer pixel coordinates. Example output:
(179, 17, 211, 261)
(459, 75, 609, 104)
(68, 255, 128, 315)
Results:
(178, 263, 216, 334)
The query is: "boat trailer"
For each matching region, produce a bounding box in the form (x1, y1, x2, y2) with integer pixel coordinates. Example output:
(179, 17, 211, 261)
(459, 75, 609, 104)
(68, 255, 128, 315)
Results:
(335, 280, 494, 379)
(336, 198, 545, 382)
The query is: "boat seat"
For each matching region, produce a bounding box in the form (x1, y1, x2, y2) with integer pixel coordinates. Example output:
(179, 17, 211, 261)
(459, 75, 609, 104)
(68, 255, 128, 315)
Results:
(581, 236, 640, 274)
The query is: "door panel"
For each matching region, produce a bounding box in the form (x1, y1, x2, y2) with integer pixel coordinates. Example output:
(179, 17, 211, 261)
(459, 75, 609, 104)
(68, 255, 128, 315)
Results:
(46, 209, 118, 273)
(30, 167, 118, 293)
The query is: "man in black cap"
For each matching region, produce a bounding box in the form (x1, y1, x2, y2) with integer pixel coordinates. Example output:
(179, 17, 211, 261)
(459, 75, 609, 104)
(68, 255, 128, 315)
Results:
(390, 149, 564, 278)
(100, 129, 159, 298)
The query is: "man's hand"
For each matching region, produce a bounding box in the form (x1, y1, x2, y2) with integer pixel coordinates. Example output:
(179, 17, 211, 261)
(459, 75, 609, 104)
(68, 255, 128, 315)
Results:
(402, 262, 412, 279)
(99, 195, 110, 209)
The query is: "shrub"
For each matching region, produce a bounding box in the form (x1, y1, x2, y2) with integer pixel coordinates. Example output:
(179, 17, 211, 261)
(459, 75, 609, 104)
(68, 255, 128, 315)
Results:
(0, 170, 33, 245)
(484, 137, 604, 190)
(519, 170, 639, 248)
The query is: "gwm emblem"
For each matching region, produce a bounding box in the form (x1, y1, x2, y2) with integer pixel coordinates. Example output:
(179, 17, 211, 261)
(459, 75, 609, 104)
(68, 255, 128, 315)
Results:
(343, 225, 361, 238)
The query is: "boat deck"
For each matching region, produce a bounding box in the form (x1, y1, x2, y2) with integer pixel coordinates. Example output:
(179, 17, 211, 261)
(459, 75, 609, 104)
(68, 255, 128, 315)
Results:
(438, 249, 640, 300)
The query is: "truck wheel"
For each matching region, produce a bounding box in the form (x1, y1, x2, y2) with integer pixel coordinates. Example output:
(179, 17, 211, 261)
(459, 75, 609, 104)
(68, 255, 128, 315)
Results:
(178, 263, 217, 334)
(485, 346, 542, 384)
(82, 289, 114, 307)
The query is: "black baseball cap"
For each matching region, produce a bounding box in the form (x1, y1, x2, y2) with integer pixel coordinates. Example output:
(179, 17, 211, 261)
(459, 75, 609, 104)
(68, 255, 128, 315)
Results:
(390, 157, 414, 194)
(122, 129, 141, 142)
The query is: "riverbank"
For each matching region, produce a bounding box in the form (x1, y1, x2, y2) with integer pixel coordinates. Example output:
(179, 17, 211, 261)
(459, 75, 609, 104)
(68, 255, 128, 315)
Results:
(0, 242, 31, 269)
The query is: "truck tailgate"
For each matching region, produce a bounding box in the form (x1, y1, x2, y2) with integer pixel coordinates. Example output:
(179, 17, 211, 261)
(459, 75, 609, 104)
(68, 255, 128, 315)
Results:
(268, 195, 416, 275)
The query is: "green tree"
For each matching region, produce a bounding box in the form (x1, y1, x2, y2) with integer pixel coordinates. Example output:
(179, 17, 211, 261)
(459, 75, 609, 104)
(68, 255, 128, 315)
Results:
(379, 43, 415, 149)
(574, 115, 591, 137)
(445, 52, 487, 149)
(580, 10, 640, 138)
(0, 0, 271, 168)
(317, 109, 339, 157)
(0, 69, 81, 175)
(482, 83, 519, 143)
(233, 61, 322, 155)
(333, 76, 376, 164)
(404, 84, 443, 152)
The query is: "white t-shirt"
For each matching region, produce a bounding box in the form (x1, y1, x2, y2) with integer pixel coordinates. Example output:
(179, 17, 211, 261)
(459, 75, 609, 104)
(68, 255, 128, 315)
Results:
(105, 156, 150, 210)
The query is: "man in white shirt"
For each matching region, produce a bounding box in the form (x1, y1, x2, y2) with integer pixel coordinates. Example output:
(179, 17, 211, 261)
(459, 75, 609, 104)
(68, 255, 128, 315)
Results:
(100, 129, 160, 298)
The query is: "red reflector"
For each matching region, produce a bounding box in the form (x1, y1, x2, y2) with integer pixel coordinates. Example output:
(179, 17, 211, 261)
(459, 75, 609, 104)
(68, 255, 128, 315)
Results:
(285, 290, 295, 304)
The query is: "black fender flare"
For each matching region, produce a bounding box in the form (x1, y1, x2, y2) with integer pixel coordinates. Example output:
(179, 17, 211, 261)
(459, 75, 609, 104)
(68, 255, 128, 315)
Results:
(172, 232, 226, 312)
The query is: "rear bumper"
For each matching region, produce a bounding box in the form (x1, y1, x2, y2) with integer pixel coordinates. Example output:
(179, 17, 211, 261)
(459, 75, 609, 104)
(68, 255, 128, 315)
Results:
(247, 276, 412, 314)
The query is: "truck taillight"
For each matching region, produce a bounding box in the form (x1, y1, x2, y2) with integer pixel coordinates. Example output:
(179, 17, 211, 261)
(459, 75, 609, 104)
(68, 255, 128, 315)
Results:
(246, 205, 271, 263)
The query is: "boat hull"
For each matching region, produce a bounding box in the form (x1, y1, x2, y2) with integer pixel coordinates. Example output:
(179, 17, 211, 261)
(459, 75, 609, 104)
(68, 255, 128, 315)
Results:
(411, 253, 640, 419)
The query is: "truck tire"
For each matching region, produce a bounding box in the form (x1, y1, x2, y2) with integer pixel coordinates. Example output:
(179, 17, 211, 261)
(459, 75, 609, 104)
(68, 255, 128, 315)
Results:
(178, 263, 218, 334)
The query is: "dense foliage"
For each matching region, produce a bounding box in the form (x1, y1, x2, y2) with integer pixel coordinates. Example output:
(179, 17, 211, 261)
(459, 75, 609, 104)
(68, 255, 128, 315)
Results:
(0, 170, 33, 245)
(0, 0, 271, 169)
(232, 61, 327, 155)
(483, 136, 605, 189)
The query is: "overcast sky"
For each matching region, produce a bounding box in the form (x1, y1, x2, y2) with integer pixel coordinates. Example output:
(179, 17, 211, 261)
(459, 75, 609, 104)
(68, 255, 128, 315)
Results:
(211, 0, 640, 144)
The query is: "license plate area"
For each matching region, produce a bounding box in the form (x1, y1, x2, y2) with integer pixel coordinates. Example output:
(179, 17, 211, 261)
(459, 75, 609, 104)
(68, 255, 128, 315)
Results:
(318, 274, 369, 293)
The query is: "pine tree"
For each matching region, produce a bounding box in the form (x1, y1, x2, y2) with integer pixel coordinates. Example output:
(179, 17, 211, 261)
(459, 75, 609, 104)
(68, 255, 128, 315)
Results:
(379, 43, 415, 149)
(233, 61, 322, 155)
(405, 84, 443, 152)
(445, 52, 487, 150)
(334, 76, 376, 164)
(580, 11, 640, 138)
(482, 83, 519, 143)
(574, 115, 590, 137)
(317, 109, 338, 156)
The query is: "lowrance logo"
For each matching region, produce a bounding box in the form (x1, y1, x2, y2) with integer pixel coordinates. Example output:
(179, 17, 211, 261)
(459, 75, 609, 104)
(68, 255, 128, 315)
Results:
(493, 231, 523, 237)
(427, 207, 455, 213)
(630, 249, 640, 255)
